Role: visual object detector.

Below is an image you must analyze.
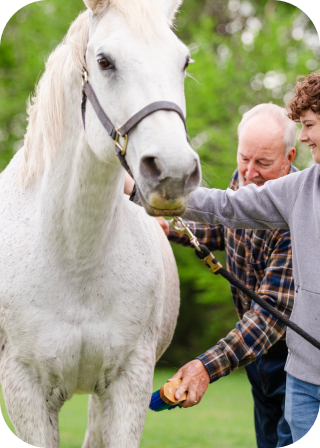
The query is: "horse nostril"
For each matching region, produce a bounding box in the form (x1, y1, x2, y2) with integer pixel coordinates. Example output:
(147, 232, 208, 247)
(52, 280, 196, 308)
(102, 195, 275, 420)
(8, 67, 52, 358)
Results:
(185, 160, 201, 191)
(140, 157, 162, 184)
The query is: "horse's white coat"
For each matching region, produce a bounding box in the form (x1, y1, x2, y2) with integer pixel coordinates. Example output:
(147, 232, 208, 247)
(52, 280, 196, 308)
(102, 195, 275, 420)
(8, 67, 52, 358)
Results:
(0, 1, 200, 446)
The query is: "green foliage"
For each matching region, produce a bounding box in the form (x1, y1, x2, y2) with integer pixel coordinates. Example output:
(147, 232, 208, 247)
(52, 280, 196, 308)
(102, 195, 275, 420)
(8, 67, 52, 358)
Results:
(0, 0, 84, 171)
(0, 0, 319, 365)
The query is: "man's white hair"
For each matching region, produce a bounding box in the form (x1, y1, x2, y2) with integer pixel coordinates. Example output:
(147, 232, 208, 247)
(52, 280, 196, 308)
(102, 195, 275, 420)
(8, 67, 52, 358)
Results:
(238, 103, 297, 155)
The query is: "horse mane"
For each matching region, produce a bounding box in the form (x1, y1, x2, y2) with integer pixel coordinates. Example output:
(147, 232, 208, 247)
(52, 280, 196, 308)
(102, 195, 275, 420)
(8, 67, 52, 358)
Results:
(106, 0, 179, 33)
(19, 1, 179, 187)
(19, 11, 90, 187)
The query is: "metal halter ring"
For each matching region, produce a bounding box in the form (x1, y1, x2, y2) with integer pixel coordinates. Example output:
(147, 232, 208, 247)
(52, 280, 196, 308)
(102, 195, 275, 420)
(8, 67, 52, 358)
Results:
(82, 69, 88, 86)
(114, 129, 128, 156)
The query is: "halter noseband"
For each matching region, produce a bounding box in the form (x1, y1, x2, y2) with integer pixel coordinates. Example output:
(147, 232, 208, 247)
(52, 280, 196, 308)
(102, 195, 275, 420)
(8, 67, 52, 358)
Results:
(81, 68, 188, 176)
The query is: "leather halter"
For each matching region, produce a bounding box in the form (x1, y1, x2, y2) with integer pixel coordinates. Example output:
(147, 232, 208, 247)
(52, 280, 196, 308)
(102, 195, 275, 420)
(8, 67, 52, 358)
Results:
(81, 68, 188, 176)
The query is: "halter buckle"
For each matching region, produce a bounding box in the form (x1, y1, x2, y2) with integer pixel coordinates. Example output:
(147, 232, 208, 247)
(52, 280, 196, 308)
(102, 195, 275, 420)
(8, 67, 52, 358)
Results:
(82, 69, 88, 86)
(114, 129, 128, 156)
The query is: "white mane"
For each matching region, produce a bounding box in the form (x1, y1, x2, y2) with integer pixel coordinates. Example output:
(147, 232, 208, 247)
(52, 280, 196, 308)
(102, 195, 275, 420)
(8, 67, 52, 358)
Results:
(106, 0, 177, 33)
(20, 11, 89, 186)
(19, 0, 180, 187)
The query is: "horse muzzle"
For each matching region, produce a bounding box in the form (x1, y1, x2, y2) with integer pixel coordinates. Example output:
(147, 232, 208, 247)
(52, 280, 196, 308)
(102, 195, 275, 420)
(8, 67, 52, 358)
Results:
(136, 159, 201, 217)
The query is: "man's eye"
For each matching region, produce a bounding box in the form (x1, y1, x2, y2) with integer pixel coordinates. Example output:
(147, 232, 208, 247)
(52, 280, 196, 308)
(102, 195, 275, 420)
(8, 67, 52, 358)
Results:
(98, 58, 114, 69)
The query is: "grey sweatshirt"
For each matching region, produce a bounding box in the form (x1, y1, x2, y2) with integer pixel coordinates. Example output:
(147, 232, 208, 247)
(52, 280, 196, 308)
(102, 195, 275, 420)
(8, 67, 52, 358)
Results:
(183, 164, 320, 385)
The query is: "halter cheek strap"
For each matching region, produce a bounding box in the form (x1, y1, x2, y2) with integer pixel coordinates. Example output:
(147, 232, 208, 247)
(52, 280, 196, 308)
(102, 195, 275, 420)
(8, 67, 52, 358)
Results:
(81, 69, 188, 177)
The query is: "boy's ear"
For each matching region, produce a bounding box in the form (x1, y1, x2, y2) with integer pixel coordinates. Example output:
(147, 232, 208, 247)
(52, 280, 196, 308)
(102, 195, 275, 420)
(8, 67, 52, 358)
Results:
(83, 0, 110, 14)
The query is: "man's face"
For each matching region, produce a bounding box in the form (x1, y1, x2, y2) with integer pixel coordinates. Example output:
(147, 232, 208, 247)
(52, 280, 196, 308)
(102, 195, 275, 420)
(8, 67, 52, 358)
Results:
(299, 110, 320, 164)
(237, 116, 295, 187)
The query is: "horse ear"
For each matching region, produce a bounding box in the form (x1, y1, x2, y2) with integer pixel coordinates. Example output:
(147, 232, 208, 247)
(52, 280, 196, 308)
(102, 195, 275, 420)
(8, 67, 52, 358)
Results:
(83, 0, 110, 14)
(163, 0, 183, 25)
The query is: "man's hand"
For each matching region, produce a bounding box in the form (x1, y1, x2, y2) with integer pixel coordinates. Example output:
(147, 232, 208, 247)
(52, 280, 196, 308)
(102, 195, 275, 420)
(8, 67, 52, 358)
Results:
(168, 359, 210, 408)
(124, 172, 135, 195)
(155, 217, 170, 236)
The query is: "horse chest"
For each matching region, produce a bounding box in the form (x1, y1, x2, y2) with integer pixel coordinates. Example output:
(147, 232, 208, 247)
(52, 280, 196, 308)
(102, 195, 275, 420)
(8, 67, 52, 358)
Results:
(0, 259, 162, 393)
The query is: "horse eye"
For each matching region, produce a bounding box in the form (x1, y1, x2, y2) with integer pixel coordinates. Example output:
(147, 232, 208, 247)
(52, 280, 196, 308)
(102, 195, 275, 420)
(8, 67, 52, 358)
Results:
(98, 58, 113, 69)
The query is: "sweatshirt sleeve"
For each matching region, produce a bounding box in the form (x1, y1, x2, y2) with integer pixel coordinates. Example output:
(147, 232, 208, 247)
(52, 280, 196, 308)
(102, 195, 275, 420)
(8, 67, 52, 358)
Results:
(182, 171, 303, 230)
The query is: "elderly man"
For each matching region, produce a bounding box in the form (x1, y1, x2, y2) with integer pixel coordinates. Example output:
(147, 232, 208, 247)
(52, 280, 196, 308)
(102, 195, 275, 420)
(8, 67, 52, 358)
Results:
(150, 103, 297, 448)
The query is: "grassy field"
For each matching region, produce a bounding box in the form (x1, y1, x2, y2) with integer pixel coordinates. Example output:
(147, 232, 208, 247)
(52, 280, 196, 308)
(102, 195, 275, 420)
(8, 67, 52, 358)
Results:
(0, 368, 255, 448)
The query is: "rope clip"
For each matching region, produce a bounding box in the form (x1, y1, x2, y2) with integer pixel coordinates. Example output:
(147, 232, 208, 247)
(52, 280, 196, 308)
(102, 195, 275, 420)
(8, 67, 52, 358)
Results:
(170, 217, 201, 252)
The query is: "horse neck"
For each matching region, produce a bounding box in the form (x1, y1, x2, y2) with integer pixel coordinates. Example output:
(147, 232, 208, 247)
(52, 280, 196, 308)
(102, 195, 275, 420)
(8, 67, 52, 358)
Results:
(40, 122, 125, 267)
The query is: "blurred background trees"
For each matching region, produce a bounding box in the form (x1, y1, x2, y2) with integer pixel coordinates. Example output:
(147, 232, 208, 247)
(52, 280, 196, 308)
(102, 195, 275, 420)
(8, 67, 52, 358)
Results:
(0, 0, 319, 367)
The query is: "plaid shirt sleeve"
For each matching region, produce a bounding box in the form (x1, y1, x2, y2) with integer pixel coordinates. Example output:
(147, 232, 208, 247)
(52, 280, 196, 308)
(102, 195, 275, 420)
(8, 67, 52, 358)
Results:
(197, 229, 294, 382)
(168, 221, 225, 251)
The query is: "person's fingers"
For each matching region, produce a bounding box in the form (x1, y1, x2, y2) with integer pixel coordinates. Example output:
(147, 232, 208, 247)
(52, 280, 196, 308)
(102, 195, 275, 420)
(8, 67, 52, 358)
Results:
(167, 360, 210, 408)
(124, 172, 135, 195)
(167, 369, 190, 399)
(175, 376, 191, 401)
(155, 217, 170, 236)
(176, 360, 210, 408)
(181, 386, 197, 408)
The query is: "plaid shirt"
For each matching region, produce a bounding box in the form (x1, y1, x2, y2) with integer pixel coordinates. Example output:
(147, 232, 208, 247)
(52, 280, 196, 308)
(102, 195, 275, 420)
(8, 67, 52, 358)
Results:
(168, 166, 297, 383)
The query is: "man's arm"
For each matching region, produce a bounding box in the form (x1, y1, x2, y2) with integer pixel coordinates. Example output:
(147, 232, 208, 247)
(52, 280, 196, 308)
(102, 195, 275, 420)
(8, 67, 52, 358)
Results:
(171, 229, 294, 406)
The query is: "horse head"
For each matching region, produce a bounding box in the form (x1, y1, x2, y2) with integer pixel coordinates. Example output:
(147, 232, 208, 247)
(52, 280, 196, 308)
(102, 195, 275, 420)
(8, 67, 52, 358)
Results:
(83, 0, 201, 216)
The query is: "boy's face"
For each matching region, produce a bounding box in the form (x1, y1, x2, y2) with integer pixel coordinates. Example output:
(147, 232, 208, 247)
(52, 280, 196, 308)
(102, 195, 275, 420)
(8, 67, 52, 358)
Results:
(299, 110, 320, 164)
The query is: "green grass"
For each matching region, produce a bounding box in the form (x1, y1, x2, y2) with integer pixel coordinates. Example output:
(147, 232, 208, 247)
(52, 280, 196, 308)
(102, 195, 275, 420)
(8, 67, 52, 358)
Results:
(0, 368, 255, 447)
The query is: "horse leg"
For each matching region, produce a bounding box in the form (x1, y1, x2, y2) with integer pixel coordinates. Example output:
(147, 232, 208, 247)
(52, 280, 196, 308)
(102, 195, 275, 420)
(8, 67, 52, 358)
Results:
(82, 395, 104, 448)
(1, 358, 60, 448)
(100, 350, 155, 448)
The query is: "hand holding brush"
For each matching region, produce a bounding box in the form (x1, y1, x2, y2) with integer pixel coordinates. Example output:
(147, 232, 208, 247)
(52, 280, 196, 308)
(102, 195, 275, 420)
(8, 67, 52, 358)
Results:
(149, 378, 187, 412)
(149, 360, 210, 411)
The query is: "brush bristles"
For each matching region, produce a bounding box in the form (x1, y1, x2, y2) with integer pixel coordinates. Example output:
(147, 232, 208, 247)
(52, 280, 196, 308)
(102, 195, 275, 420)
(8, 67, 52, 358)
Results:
(149, 390, 181, 412)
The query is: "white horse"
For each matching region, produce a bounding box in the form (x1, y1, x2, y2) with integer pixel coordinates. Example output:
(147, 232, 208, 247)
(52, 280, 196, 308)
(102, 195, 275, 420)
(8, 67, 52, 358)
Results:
(0, 0, 200, 447)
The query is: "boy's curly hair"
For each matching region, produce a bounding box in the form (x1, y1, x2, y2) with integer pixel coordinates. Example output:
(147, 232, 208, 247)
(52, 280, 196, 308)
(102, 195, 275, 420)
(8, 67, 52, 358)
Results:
(287, 72, 320, 121)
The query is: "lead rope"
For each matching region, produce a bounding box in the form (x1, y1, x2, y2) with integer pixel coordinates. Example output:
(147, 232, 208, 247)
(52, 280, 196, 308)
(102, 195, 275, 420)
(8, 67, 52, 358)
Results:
(171, 217, 320, 352)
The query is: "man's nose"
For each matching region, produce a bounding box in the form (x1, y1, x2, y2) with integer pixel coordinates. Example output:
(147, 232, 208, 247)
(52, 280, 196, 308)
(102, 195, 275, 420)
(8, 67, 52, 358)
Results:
(246, 161, 260, 179)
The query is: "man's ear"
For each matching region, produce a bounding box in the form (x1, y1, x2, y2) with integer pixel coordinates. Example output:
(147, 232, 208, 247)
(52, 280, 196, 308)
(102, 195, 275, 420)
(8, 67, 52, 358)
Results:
(83, 0, 110, 14)
(287, 147, 296, 164)
(163, 0, 183, 26)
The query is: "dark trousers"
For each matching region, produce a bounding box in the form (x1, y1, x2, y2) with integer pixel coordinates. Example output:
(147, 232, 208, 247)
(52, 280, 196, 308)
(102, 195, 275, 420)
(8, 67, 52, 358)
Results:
(245, 341, 293, 448)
